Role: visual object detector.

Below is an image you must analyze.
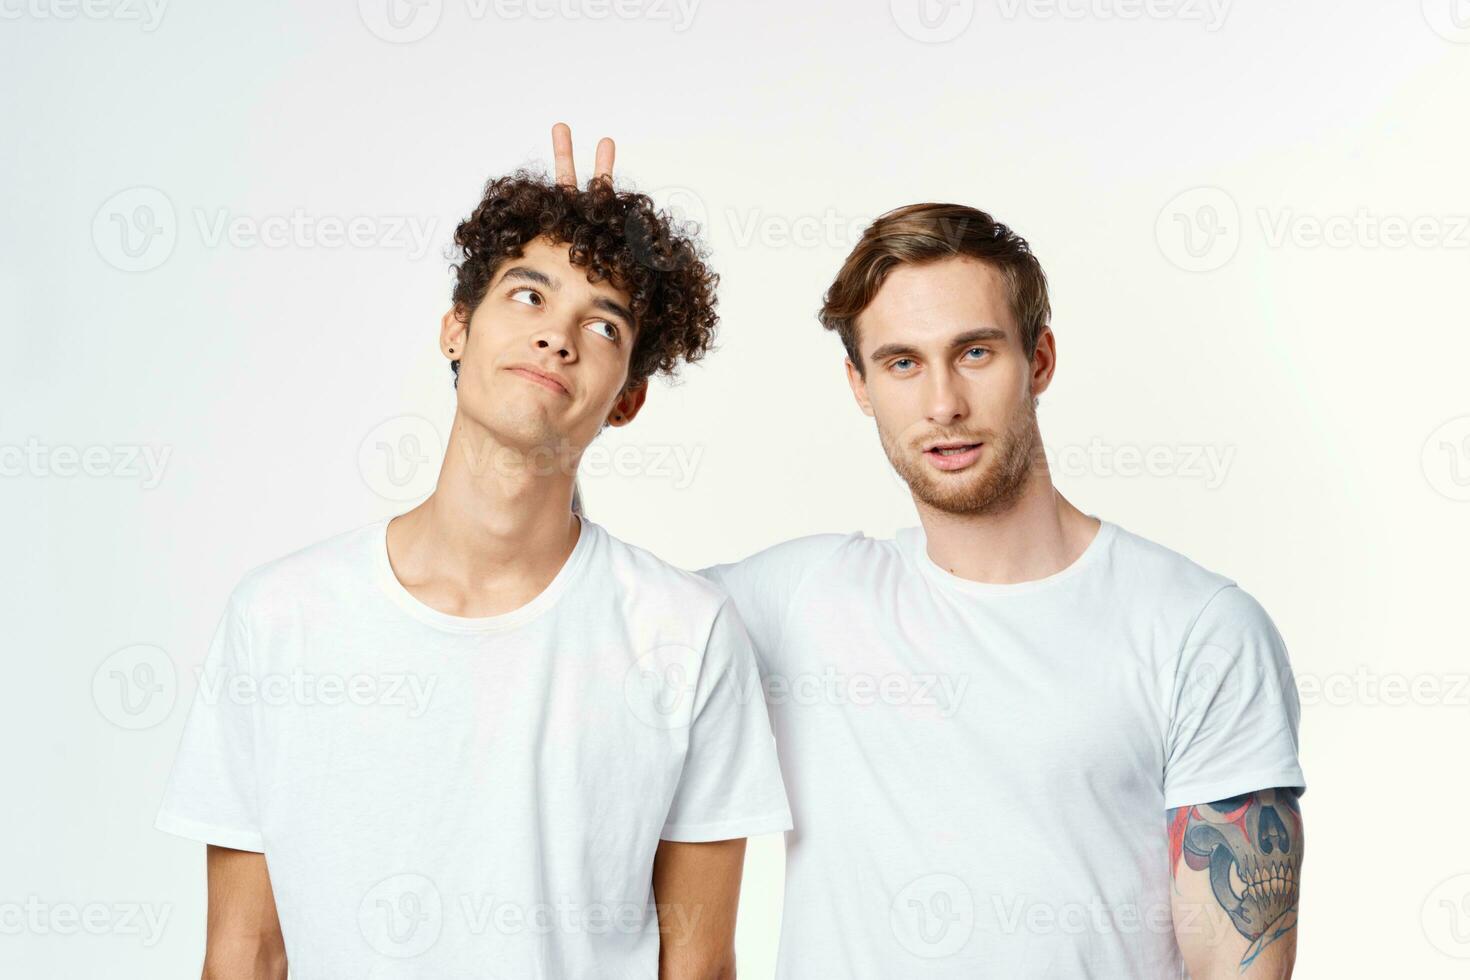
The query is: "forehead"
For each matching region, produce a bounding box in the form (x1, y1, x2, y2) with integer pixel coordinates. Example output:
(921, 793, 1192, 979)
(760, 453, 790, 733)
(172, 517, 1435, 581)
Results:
(857, 256, 1016, 348)
(504, 235, 633, 307)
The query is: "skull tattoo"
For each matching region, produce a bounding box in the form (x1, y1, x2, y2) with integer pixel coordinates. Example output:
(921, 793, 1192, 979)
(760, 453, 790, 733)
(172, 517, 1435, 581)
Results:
(1171, 788, 1302, 968)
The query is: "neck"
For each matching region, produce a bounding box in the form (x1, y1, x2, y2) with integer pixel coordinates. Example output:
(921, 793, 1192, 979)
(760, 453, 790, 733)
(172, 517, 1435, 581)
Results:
(390, 409, 582, 590)
(914, 455, 1099, 585)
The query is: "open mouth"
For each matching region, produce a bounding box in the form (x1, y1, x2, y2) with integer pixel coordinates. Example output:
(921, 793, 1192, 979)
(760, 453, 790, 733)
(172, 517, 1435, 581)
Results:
(922, 442, 984, 471)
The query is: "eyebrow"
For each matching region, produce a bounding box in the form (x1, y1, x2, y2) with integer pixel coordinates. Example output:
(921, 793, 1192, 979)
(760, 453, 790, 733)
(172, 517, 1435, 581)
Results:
(867, 327, 1008, 363)
(497, 265, 636, 332)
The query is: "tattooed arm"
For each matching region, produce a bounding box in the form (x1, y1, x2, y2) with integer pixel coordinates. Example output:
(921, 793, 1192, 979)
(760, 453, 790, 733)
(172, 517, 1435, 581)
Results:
(1168, 788, 1302, 978)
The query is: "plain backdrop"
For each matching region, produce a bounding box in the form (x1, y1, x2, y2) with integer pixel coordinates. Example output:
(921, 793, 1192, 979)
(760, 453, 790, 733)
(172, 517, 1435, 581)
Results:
(4, 0, 1469, 976)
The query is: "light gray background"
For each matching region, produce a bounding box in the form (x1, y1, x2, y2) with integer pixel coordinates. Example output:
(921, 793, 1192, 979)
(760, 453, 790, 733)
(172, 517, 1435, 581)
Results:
(4, 0, 1469, 976)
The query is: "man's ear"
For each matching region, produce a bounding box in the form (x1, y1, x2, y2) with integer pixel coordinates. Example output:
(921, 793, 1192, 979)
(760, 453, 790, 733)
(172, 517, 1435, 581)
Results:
(440, 306, 469, 361)
(1030, 325, 1057, 400)
(605, 381, 649, 428)
(844, 358, 875, 418)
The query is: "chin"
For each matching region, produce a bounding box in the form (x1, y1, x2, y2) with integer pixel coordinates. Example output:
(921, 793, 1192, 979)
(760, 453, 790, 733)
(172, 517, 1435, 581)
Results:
(899, 454, 1031, 516)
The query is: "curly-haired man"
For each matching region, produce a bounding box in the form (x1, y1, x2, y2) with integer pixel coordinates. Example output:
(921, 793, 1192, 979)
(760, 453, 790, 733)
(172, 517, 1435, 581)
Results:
(156, 125, 790, 979)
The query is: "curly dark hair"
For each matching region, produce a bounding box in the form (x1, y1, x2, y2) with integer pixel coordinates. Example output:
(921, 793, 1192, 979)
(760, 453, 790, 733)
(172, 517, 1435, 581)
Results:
(449, 170, 719, 389)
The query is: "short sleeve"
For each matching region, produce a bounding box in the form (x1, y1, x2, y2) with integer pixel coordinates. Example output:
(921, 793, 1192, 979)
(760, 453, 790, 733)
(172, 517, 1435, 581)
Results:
(1163, 585, 1306, 810)
(696, 533, 851, 667)
(154, 586, 265, 852)
(660, 600, 792, 842)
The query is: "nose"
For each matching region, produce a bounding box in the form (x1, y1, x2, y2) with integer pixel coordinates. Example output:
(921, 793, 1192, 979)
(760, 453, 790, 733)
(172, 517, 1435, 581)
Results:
(924, 366, 968, 425)
(531, 317, 578, 363)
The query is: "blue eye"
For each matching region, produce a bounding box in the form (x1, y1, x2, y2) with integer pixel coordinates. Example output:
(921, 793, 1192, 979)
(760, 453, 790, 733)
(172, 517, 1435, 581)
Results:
(964, 347, 989, 360)
(892, 358, 916, 371)
(586, 320, 619, 342)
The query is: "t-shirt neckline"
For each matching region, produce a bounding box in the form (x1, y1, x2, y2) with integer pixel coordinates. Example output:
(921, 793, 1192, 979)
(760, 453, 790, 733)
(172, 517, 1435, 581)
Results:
(372, 513, 596, 633)
(902, 518, 1116, 597)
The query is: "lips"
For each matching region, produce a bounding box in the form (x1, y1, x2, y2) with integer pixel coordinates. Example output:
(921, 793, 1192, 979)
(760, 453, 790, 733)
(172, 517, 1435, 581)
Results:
(922, 441, 984, 471)
(506, 365, 570, 396)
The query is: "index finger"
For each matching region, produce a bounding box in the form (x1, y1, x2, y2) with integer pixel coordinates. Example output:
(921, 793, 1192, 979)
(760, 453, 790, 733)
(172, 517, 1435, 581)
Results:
(552, 122, 576, 188)
(592, 137, 615, 184)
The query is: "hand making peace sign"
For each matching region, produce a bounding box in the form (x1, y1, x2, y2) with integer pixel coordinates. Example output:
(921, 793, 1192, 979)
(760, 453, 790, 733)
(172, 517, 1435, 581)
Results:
(551, 122, 615, 189)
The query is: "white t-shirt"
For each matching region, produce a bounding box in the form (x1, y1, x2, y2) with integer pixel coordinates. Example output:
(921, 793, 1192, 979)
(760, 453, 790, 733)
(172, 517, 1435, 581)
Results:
(700, 520, 1305, 979)
(157, 515, 791, 980)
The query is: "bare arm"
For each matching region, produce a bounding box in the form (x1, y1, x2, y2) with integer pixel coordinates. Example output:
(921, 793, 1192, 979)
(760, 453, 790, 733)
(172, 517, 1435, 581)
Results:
(201, 845, 286, 980)
(652, 838, 747, 980)
(1168, 788, 1302, 979)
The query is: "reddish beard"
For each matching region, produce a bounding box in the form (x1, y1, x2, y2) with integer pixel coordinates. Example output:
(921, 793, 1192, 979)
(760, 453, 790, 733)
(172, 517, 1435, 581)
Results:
(879, 398, 1040, 516)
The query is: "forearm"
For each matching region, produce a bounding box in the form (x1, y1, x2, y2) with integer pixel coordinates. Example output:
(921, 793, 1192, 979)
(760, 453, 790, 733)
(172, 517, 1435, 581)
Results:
(202, 845, 287, 980)
(201, 932, 287, 980)
(653, 838, 745, 980)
